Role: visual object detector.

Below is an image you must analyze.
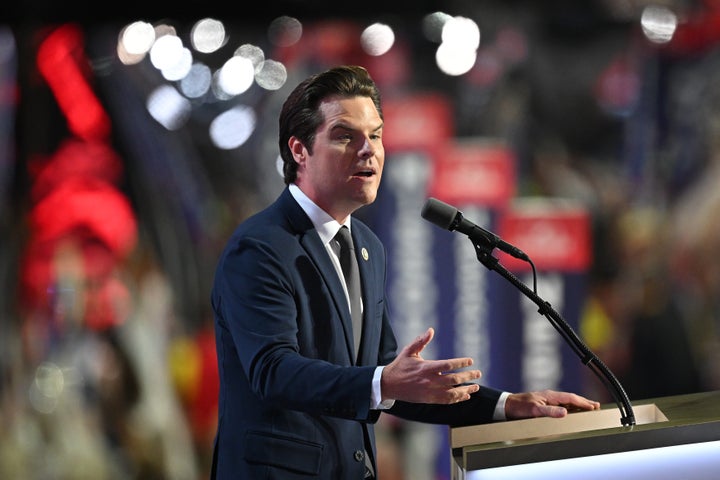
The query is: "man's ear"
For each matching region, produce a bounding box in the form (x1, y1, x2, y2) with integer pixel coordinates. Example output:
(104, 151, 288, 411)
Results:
(288, 136, 306, 164)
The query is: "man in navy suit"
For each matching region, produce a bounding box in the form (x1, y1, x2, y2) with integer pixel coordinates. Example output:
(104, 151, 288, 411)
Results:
(210, 65, 600, 479)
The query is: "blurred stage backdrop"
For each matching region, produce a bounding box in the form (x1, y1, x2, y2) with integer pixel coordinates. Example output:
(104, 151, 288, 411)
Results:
(2, 1, 720, 479)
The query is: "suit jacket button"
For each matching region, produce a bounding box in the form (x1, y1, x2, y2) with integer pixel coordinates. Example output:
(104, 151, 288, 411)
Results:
(354, 450, 364, 462)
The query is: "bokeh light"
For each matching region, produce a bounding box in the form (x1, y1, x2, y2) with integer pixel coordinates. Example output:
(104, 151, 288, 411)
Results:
(191, 18, 227, 53)
(121, 21, 155, 55)
(179, 62, 213, 98)
(217, 55, 255, 96)
(267, 15, 303, 47)
(641, 5, 678, 44)
(234, 43, 265, 68)
(146, 84, 192, 130)
(361, 23, 395, 56)
(422, 11, 453, 43)
(436, 16, 480, 76)
(149, 33, 184, 71)
(209, 105, 257, 149)
(161, 46, 193, 81)
(255, 60, 287, 90)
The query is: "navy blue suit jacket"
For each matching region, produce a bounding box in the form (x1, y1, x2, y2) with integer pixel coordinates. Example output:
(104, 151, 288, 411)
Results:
(210, 187, 502, 479)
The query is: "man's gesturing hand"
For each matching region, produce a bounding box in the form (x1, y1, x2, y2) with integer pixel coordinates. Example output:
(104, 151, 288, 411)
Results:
(380, 328, 482, 404)
(505, 390, 601, 419)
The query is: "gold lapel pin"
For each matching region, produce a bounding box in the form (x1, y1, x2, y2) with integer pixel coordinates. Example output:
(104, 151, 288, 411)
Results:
(361, 248, 369, 261)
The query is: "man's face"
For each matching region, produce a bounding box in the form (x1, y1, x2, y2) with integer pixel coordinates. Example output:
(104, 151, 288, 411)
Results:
(291, 95, 384, 222)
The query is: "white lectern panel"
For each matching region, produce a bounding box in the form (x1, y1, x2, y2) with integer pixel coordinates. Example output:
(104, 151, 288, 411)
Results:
(468, 440, 720, 480)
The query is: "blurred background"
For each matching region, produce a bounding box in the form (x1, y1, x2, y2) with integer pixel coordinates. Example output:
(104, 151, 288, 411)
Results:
(2, 0, 720, 479)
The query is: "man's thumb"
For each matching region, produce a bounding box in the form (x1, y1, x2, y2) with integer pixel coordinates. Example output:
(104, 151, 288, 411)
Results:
(405, 327, 434, 357)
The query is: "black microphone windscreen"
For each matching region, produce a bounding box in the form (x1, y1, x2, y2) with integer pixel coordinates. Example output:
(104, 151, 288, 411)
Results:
(421, 197, 458, 230)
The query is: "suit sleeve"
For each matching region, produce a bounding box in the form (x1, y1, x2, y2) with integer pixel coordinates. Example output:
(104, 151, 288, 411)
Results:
(213, 234, 377, 421)
(386, 385, 503, 427)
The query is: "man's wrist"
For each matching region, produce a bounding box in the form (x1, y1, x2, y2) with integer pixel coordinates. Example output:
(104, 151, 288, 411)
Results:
(372, 366, 395, 410)
(493, 391, 511, 421)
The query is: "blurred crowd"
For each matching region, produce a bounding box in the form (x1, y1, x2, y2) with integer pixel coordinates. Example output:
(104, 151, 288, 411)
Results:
(3, 2, 720, 479)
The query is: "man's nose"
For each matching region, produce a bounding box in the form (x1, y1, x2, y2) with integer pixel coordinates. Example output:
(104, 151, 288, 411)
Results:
(358, 138, 374, 158)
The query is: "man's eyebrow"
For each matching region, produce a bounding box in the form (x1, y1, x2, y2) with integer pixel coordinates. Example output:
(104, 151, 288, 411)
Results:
(330, 121, 384, 132)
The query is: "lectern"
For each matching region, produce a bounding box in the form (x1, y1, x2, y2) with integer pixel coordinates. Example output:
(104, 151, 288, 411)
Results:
(449, 390, 720, 479)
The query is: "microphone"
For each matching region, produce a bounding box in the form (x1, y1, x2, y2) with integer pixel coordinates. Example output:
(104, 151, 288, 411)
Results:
(421, 197, 529, 261)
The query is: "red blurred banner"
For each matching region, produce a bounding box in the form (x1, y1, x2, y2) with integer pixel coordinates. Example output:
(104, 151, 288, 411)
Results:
(429, 138, 515, 208)
(381, 93, 454, 152)
(497, 198, 592, 273)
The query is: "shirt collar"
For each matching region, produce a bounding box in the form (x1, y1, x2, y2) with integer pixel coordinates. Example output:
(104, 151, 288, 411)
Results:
(289, 184, 350, 246)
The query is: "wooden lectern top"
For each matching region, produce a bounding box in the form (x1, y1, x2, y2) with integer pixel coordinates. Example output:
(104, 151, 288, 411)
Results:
(450, 390, 720, 476)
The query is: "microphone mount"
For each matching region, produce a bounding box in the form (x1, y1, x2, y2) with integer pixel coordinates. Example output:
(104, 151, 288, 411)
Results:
(422, 197, 636, 427)
(471, 237, 636, 427)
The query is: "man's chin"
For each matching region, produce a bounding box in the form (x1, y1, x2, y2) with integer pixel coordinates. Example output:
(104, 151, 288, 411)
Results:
(356, 189, 378, 207)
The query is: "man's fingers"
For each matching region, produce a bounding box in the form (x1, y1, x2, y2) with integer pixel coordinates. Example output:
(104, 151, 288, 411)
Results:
(429, 357, 476, 373)
(541, 405, 568, 418)
(427, 382, 480, 404)
(403, 327, 434, 357)
(544, 391, 601, 411)
(436, 369, 482, 385)
(448, 384, 479, 403)
(387, 328, 486, 405)
(505, 390, 601, 420)
(449, 383, 480, 403)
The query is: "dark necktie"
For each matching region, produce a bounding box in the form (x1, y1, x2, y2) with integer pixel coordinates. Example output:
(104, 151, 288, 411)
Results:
(335, 227, 374, 478)
(334, 226, 363, 359)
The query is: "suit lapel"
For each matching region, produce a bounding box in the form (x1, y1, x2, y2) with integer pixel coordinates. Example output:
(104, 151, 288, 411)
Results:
(352, 227, 376, 366)
(281, 189, 357, 362)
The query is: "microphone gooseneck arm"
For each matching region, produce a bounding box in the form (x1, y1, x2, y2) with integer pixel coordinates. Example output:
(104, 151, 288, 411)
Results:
(471, 240, 636, 427)
(421, 197, 635, 427)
